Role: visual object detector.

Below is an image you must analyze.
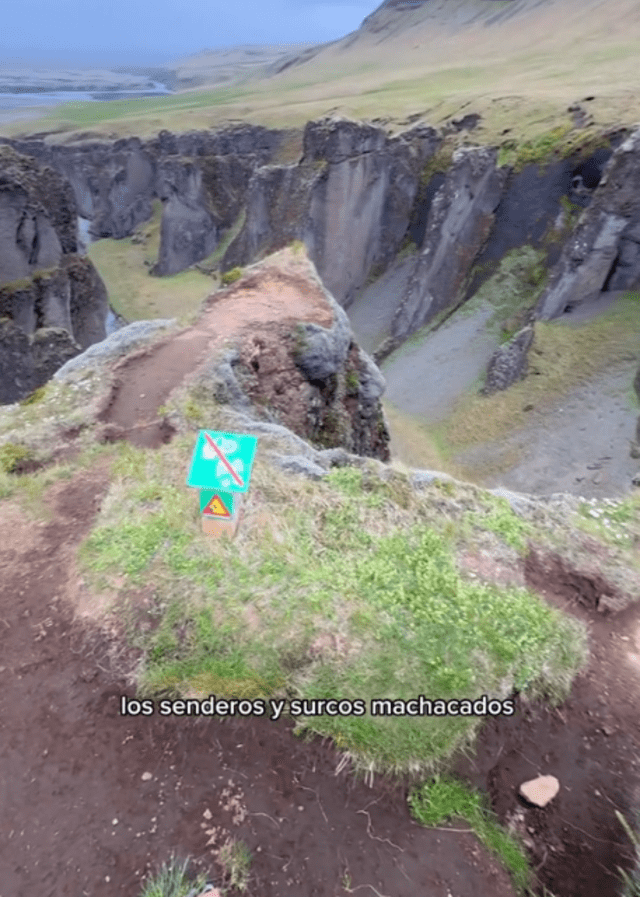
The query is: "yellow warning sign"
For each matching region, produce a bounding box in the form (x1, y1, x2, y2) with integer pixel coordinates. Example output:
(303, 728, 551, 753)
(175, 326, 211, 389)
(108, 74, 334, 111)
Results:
(203, 493, 232, 518)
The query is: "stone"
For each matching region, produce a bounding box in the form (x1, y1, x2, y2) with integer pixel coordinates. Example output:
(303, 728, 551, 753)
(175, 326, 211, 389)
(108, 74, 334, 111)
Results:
(0, 319, 82, 404)
(0, 145, 108, 401)
(271, 454, 327, 480)
(392, 144, 507, 342)
(482, 326, 534, 394)
(519, 775, 560, 807)
(53, 319, 177, 381)
(537, 127, 640, 319)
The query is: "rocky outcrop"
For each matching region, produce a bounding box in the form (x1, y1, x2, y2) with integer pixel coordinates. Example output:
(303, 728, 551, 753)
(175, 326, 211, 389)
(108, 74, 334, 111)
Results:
(482, 325, 534, 394)
(222, 119, 440, 306)
(152, 158, 218, 276)
(1, 126, 284, 274)
(186, 247, 390, 461)
(537, 128, 640, 319)
(386, 145, 507, 350)
(0, 319, 82, 404)
(0, 145, 108, 402)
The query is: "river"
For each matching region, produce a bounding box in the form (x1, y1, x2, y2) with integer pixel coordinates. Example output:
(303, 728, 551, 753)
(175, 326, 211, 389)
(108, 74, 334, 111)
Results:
(0, 82, 171, 112)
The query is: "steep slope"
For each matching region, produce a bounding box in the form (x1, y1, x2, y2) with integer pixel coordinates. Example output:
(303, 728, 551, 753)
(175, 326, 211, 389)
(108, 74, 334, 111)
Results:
(0, 145, 108, 403)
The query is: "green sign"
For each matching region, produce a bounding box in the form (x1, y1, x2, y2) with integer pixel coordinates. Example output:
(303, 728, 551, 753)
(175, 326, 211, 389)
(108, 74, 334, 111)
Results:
(186, 430, 257, 492)
(199, 489, 235, 518)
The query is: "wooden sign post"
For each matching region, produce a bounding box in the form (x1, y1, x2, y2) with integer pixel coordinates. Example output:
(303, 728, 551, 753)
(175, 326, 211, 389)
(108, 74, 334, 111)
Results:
(186, 430, 257, 539)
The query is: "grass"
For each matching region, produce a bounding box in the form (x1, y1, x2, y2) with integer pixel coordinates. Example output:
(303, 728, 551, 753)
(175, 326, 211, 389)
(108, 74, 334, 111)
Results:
(76, 425, 587, 777)
(409, 775, 531, 894)
(217, 838, 251, 893)
(440, 292, 640, 453)
(0, 442, 34, 474)
(87, 201, 214, 323)
(198, 209, 247, 273)
(616, 811, 640, 897)
(497, 124, 574, 170)
(465, 493, 534, 553)
(138, 855, 207, 897)
(573, 494, 640, 553)
(6, 0, 640, 145)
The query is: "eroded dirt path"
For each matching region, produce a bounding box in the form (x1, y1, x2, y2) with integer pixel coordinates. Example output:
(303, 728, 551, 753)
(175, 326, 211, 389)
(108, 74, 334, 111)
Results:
(0, 466, 516, 897)
(456, 552, 640, 897)
(97, 257, 335, 449)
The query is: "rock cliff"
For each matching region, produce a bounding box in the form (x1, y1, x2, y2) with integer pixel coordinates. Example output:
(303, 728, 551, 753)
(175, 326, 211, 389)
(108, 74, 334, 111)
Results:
(537, 128, 640, 319)
(222, 119, 440, 306)
(388, 145, 507, 349)
(1, 120, 440, 306)
(2, 126, 284, 276)
(0, 145, 108, 403)
(4, 118, 638, 383)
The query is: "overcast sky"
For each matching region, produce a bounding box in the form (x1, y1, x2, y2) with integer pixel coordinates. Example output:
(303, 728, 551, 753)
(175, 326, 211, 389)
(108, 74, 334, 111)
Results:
(1, 0, 376, 66)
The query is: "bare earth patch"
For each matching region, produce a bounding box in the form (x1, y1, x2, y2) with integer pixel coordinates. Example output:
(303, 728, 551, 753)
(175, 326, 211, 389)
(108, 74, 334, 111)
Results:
(0, 465, 519, 897)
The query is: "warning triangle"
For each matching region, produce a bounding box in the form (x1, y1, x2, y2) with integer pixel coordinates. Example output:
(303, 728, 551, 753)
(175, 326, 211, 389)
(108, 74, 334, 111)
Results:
(203, 493, 231, 518)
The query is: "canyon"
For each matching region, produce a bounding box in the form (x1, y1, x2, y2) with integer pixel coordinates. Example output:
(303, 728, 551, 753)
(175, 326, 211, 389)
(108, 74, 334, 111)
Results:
(1, 116, 639, 486)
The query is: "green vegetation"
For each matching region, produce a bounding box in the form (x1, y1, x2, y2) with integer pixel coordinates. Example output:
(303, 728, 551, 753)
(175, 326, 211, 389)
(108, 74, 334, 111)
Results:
(76, 431, 586, 776)
(138, 855, 207, 897)
(20, 385, 47, 406)
(466, 494, 533, 552)
(441, 291, 640, 454)
(420, 142, 455, 186)
(87, 202, 213, 323)
(616, 811, 640, 897)
(409, 775, 531, 893)
(198, 209, 247, 273)
(574, 494, 640, 553)
(466, 246, 546, 338)
(345, 369, 360, 394)
(217, 838, 251, 893)
(498, 125, 573, 171)
(290, 322, 310, 359)
(221, 266, 243, 286)
(0, 442, 34, 474)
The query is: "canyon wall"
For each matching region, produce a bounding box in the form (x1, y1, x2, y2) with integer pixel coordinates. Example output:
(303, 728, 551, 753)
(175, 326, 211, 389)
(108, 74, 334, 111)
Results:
(0, 145, 108, 403)
(3, 119, 638, 372)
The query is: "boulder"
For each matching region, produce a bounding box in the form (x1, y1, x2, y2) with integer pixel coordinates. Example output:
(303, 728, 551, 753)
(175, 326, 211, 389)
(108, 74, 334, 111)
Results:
(482, 326, 534, 394)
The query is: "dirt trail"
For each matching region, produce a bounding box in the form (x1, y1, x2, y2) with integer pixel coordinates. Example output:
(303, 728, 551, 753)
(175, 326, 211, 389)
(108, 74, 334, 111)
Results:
(0, 467, 516, 897)
(2, 257, 640, 895)
(456, 551, 640, 897)
(97, 257, 335, 448)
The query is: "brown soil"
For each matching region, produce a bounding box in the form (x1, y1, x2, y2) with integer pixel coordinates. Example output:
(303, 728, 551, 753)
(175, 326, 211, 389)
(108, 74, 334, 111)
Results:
(96, 253, 335, 449)
(0, 466, 517, 897)
(2, 250, 640, 896)
(455, 548, 640, 897)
